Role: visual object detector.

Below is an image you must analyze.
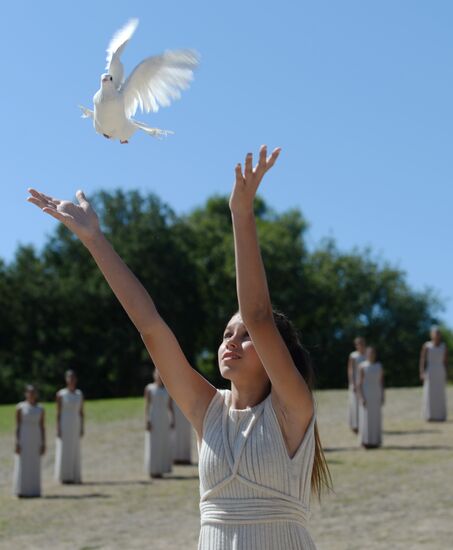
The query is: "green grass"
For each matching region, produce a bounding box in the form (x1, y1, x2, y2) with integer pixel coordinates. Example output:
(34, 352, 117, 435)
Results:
(0, 397, 143, 435)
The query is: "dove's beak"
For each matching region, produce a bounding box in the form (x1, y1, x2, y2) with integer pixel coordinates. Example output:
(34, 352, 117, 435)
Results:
(102, 76, 110, 83)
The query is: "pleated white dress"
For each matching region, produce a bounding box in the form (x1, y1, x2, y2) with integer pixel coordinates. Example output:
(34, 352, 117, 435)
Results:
(358, 361, 383, 447)
(55, 388, 83, 483)
(145, 383, 172, 476)
(173, 403, 192, 463)
(423, 342, 447, 421)
(198, 390, 317, 550)
(348, 350, 365, 431)
(13, 401, 43, 497)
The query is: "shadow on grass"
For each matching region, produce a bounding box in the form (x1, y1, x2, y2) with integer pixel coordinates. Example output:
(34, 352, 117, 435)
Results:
(384, 444, 452, 451)
(383, 429, 441, 435)
(81, 480, 151, 486)
(325, 444, 452, 452)
(43, 493, 110, 499)
(324, 447, 358, 453)
(164, 475, 199, 481)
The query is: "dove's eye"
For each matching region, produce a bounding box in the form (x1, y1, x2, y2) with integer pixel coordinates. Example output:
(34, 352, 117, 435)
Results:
(110, 76, 113, 81)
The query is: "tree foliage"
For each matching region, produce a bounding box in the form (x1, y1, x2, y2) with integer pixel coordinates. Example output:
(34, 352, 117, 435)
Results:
(0, 190, 448, 403)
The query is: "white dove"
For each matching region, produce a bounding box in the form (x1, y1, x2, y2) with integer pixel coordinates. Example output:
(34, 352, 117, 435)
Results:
(79, 18, 199, 143)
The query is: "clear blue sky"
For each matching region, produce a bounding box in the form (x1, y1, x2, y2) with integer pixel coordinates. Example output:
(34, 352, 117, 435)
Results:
(1, 0, 452, 325)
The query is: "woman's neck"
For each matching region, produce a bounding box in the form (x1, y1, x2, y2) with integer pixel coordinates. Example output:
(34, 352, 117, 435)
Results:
(230, 381, 270, 410)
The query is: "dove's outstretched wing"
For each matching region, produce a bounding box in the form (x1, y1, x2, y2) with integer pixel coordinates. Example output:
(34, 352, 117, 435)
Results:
(105, 18, 139, 89)
(120, 50, 199, 118)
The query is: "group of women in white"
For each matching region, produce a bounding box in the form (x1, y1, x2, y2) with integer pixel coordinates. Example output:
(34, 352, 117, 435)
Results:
(13, 370, 84, 497)
(13, 368, 192, 497)
(347, 326, 449, 448)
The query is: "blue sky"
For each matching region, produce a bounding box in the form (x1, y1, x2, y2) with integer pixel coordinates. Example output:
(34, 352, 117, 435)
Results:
(1, 0, 452, 326)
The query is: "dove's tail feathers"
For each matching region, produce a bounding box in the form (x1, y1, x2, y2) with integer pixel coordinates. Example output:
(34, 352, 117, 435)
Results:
(132, 120, 174, 140)
(79, 105, 94, 119)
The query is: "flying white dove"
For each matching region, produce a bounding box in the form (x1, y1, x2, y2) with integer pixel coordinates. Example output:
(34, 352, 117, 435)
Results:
(79, 18, 199, 143)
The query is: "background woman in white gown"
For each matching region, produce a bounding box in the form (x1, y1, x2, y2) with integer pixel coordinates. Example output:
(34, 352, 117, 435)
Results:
(13, 385, 46, 497)
(347, 336, 367, 433)
(144, 369, 174, 478)
(419, 327, 448, 421)
(55, 370, 84, 483)
(358, 347, 384, 449)
(172, 402, 192, 464)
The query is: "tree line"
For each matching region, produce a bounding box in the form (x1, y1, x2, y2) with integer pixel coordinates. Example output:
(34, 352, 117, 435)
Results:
(0, 190, 449, 404)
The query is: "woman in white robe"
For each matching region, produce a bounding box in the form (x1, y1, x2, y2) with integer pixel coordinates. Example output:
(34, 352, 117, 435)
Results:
(358, 347, 384, 448)
(420, 327, 448, 421)
(347, 336, 367, 433)
(55, 370, 84, 483)
(13, 385, 46, 497)
(144, 369, 174, 478)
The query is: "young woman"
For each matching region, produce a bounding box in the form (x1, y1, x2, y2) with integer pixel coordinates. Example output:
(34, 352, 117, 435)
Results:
(144, 369, 174, 478)
(13, 385, 46, 497)
(419, 327, 448, 421)
(55, 370, 84, 484)
(357, 347, 384, 449)
(27, 145, 330, 548)
(347, 336, 367, 433)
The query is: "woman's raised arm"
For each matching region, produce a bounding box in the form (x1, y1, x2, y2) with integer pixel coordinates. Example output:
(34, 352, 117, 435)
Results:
(229, 147, 313, 428)
(27, 189, 215, 437)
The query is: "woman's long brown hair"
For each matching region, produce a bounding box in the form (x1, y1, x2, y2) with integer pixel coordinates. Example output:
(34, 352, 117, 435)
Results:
(272, 310, 332, 498)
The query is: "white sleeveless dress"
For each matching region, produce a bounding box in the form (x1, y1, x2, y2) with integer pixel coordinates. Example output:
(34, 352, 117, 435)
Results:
(145, 384, 172, 476)
(198, 390, 317, 549)
(358, 361, 383, 447)
(55, 388, 83, 483)
(173, 403, 192, 464)
(348, 351, 365, 431)
(13, 401, 43, 497)
(423, 342, 447, 421)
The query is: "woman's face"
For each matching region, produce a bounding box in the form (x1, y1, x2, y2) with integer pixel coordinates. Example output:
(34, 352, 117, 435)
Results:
(218, 313, 268, 385)
(366, 347, 377, 363)
(431, 329, 441, 345)
(355, 338, 366, 354)
(25, 388, 37, 404)
(66, 373, 77, 390)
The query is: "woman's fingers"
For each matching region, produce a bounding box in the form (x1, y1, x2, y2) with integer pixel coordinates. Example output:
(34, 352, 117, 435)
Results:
(27, 196, 49, 210)
(235, 163, 244, 184)
(76, 190, 88, 206)
(28, 188, 59, 208)
(42, 207, 73, 224)
(245, 153, 253, 178)
(257, 145, 267, 171)
(239, 145, 281, 181)
(265, 147, 282, 170)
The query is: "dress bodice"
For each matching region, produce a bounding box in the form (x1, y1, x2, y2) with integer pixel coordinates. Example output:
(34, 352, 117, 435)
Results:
(58, 388, 82, 413)
(18, 401, 43, 428)
(199, 390, 315, 528)
(426, 342, 445, 368)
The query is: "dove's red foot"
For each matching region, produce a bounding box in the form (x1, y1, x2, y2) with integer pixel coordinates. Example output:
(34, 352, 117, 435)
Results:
(103, 134, 111, 139)
(120, 140, 129, 144)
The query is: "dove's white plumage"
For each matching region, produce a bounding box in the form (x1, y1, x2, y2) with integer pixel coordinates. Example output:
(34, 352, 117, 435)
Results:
(105, 18, 138, 88)
(80, 18, 199, 143)
(121, 49, 199, 118)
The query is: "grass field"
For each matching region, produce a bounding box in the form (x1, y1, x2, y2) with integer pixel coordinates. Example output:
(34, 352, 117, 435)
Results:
(0, 387, 452, 549)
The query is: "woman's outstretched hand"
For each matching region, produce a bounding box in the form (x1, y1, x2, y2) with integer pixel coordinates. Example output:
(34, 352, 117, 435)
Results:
(229, 145, 281, 215)
(27, 189, 101, 244)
